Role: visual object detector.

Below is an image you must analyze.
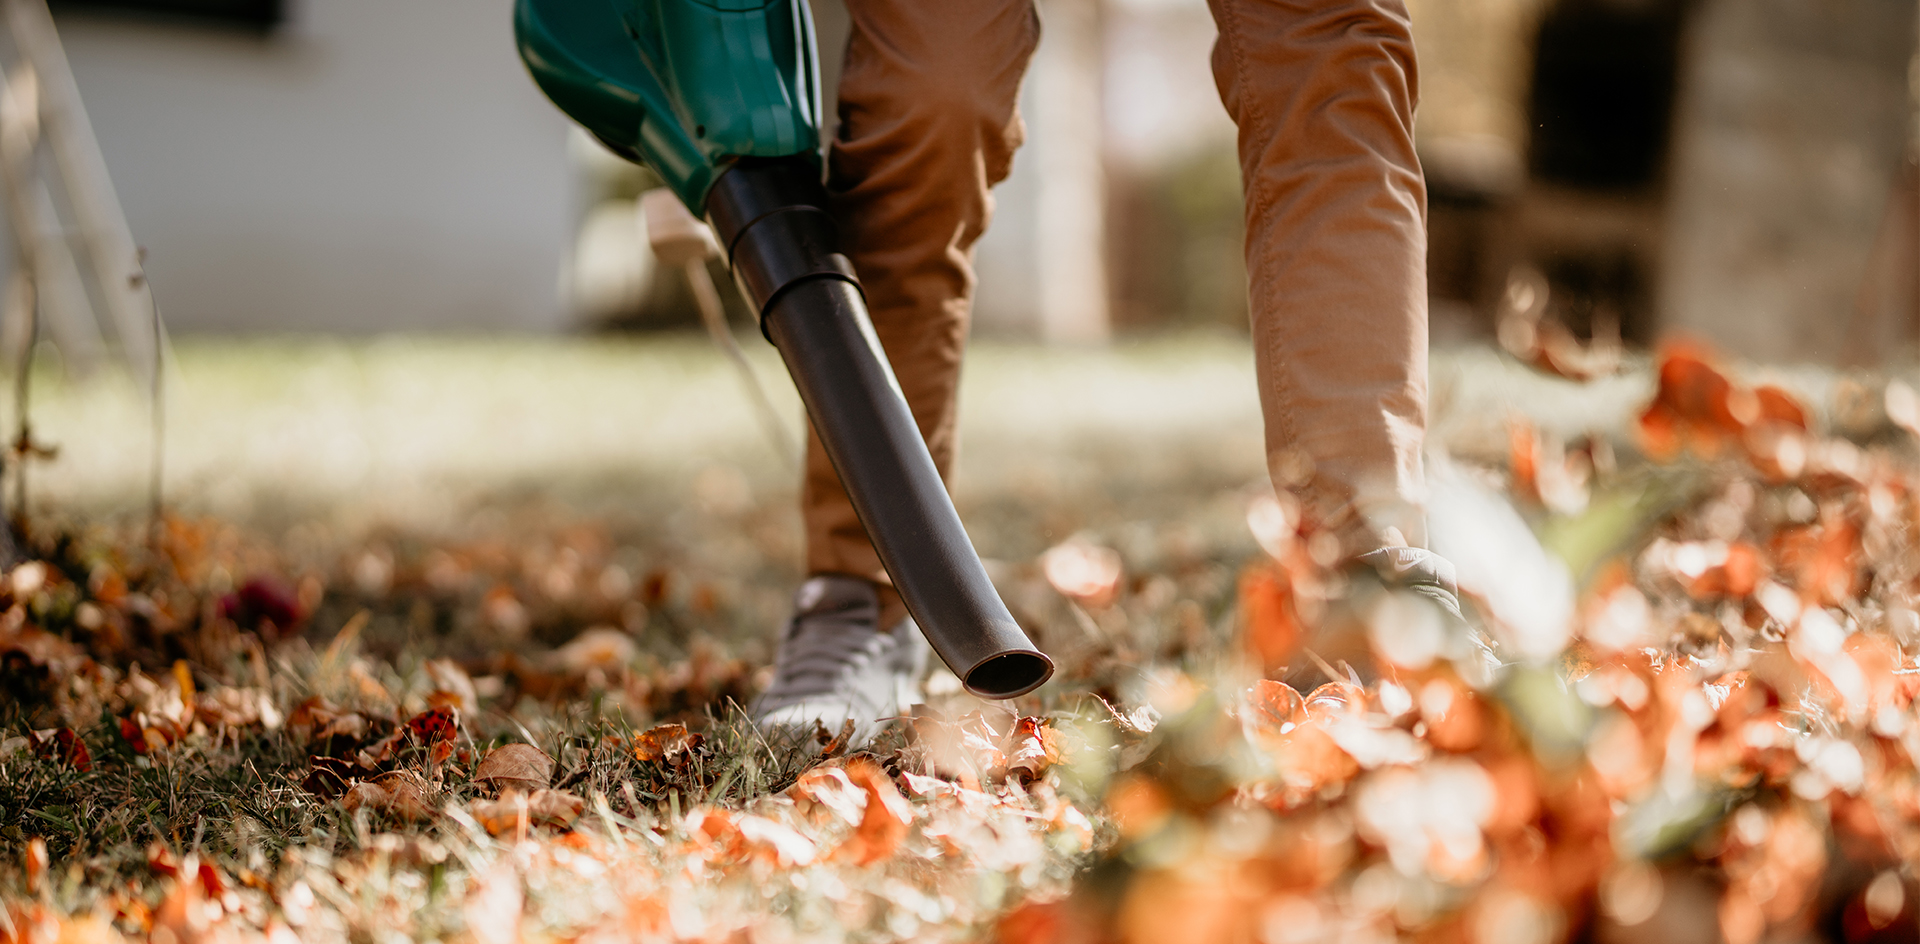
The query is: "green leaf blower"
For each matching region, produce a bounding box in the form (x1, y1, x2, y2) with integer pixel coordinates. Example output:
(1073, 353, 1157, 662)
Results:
(514, 0, 1054, 699)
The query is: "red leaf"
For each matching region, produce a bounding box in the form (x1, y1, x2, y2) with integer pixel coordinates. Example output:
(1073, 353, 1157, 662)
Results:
(404, 706, 459, 746)
(29, 727, 91, 771)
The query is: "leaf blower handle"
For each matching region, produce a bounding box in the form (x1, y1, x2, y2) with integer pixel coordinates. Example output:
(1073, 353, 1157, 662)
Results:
(707, 158, 1053, 700)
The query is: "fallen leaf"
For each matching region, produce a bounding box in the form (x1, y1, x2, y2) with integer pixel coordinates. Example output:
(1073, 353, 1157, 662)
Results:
(553, 626, 638, 675)
(425, 658, 479, 714)
(633, 722, 703, 768)
(786, 765, 866, 826)
(469, 789, 584, 836)
(734, 814, 818, 867)
(404, 705, 460, 747)
(340, 770, 435, 821)
(1244, 679, 1307, 747)
(29, 728, 91, 772)
(837, 758, 911, 865)
(472, 743, 553, 796)
(1003, 716, 1062, 784)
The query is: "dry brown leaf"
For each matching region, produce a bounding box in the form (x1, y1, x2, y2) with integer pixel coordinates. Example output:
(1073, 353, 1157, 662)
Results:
(425, 658, 479, 714)
(473, 743, 552, 796)
(1003, 716, 1061, 784)
(469, 789, 584, 836)
(340, 770, 435, 821)
(287, 695, 342, 743)
(633, 722, 703, 767)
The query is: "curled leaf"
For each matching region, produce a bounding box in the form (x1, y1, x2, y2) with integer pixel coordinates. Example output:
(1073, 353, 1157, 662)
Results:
(787, 765, 866, 826)
(472, 743, 553, 796)
(340, 770, 435, 821)
(633, 722, 703, 768)
(1003, 717, 1062, 784)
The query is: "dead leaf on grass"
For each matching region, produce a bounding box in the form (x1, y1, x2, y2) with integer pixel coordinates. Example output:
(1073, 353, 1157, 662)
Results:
(1003, 717, 1061, 784)
(425, 658, 479, 714)
(786, 765, 866, 826)
(472, 743, 552, 796)
(469, 789, 584, 836)
(836, 757, 911, 865)
(28, 728, 90, 771)
(632, 722, 703, 767)
(733, 814, 819, 867)
(340, 770, 435, 821)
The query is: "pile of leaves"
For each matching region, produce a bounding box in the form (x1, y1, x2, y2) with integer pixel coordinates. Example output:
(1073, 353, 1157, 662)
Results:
(9, 340, 1920, 943)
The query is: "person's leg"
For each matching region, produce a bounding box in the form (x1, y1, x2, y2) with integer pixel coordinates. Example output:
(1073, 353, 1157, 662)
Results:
(803, 0, 1041, 626)
(1207, 0, 1430, 557)
(757, 0, 1038, 742)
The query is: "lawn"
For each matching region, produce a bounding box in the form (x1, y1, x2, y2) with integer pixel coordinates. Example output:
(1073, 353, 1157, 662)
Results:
(2, 333, 1912, 944)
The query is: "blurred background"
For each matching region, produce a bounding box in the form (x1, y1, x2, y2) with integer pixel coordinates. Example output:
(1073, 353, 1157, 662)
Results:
(15, 0, 1916, 359)
(0, 0, 1903, 541)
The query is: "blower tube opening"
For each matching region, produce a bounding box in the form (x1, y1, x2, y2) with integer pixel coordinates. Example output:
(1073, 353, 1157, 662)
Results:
(964, 652, 1053, 700)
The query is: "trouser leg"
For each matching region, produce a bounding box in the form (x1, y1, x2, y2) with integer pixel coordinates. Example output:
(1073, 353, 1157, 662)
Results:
(1208, 0, 1430, 555)
(804, 0, 1040, 599)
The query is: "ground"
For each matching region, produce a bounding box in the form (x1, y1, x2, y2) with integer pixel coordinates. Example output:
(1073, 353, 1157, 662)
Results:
(2, 332, 1916, 944)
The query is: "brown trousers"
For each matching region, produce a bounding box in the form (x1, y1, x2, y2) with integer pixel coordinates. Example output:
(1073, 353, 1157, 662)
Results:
(807, 0, 1429, 594)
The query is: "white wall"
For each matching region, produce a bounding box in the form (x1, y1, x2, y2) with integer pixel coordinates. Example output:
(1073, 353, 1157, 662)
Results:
(45, 0, 575, 333)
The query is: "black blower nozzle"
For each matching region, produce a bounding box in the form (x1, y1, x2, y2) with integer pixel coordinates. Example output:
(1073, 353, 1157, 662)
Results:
(706, 158, 1053, 700)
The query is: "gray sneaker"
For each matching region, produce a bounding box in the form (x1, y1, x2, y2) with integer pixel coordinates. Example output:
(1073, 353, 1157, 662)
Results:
(751, 575, 931, 747)
(1357, 545, 1466, 623)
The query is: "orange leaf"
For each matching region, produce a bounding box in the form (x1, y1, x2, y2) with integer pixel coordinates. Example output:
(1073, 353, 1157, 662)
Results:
(1003, 717, 1061, 784)
(1510, 419, 1540, 502)
(1653, 342, 1741, 431)
(837, 757, 911, 865)
(1637, 405, 1683, 462)
(171, 660, 196, 705)
(633, 722, 703, 767)
(1752, 385, 1810, 431)
(787, 765, 866, 826)
(1239, 562, 1304, 673)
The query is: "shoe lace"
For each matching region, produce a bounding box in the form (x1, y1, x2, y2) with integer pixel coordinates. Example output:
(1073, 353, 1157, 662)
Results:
(759, 613, 889, 705)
